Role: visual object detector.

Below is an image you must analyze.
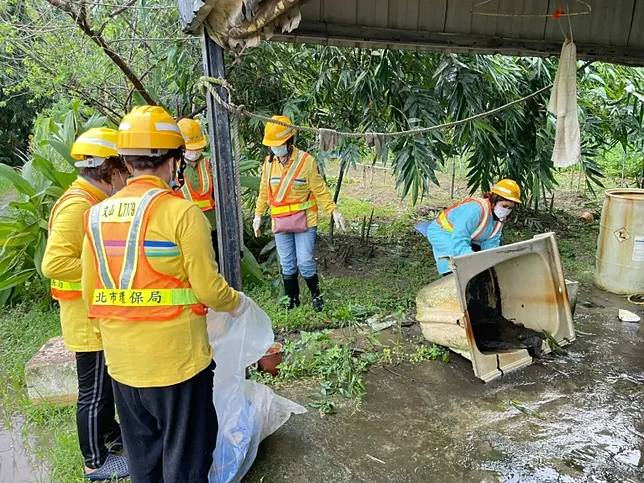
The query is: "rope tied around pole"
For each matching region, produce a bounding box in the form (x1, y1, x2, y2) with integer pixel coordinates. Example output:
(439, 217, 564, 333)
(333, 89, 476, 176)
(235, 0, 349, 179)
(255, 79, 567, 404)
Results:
(197, 59, 593, 148)
(198, 76, 553, 145)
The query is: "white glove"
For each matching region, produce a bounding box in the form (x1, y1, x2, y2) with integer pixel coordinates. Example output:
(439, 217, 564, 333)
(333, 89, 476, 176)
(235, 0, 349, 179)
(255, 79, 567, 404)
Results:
(228, 292, 250, 318)
(332, 210, 346, 231)
(252, 215, 262, 238)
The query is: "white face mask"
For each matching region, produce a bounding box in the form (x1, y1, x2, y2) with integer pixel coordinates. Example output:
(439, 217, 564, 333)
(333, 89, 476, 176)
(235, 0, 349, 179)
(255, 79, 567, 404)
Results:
(494, 205, 512, 221)
(271, 145, 288, 157)
(184, 150, 202, 162)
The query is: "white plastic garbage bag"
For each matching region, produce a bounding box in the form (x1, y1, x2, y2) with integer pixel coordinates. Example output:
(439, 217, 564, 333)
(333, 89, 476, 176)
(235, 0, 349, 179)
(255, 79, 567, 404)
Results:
(207, 298, 306, 483)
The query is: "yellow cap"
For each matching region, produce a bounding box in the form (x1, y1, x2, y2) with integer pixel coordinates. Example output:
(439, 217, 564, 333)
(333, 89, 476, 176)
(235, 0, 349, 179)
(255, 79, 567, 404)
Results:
(117, 105, 184, 155)
(491, 178, 522, 203)
(262, 115, 295, 147)
(71, 127, 118, 163)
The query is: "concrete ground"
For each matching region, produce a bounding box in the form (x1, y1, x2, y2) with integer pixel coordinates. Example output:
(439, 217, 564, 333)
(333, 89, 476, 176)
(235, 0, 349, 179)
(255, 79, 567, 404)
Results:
(246, 287, 644, 482)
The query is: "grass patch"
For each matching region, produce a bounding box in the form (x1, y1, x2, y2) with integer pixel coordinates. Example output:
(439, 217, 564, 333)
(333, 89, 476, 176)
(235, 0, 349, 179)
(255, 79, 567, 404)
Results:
(247, 255, 431, 334)
(275, 331, 378, 411)
(317, 196, 397, 232)
(251, 331, 450, 416)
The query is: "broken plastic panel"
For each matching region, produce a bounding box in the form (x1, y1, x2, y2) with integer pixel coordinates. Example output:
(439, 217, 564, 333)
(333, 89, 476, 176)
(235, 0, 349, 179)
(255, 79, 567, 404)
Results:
(416, 233, 576, 382)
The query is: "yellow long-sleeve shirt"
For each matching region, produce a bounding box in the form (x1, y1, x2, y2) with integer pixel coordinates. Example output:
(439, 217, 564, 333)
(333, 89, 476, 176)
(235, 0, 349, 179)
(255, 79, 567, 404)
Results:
(255, 147, 336, 227)
(42, 177, 107, 352)
(81, 175, 240, 388)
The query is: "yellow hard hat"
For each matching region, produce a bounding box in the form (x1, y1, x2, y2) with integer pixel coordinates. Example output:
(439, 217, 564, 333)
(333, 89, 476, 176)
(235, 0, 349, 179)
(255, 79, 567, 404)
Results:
(491, 178, 522, 203)
(262, 115, 296, 147)
(71, 127, 118, 168)
(177, 118, 207, 150)
(117, 105, 184, 155)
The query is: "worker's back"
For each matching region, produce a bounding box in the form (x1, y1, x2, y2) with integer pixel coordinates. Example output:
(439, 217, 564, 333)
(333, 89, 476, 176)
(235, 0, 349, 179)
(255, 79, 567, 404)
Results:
(81, 174, 239, 389)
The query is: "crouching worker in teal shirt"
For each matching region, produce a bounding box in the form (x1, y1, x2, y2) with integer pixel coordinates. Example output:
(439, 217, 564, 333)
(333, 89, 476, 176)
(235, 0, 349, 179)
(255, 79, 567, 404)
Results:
(417, 179, 522, 276)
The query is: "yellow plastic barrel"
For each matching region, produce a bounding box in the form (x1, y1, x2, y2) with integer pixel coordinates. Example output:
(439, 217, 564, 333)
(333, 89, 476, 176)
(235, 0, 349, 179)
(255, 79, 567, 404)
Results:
(593, 189, 644, 295)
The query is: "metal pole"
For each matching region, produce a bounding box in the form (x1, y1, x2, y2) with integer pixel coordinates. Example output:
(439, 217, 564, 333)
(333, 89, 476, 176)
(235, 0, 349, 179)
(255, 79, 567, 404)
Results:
(202, 32, 242, 290)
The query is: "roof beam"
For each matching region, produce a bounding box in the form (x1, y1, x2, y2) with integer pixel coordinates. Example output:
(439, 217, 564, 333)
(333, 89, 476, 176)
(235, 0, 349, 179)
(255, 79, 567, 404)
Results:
(273, 22, 644, 66)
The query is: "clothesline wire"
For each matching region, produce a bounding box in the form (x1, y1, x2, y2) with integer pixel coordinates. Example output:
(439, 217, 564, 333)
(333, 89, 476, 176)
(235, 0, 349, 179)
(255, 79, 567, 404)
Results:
(197, 59, 592, 141)
(471, 0, 591, 18)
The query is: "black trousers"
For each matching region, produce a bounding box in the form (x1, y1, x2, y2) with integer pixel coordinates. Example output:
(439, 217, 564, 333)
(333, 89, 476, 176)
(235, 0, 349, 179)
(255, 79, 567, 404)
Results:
(75, 351, 122, 469)
(112, 361, 217, 483)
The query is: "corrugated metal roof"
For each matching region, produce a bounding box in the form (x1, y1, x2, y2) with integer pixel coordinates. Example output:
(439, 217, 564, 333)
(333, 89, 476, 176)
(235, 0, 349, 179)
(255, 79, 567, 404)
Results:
(179, 0, 644, 65)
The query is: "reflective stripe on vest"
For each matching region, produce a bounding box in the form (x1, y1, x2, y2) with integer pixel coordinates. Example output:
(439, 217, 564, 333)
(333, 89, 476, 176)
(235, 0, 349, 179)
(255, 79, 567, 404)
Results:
(91, 288, 198, 307)
(89, 189, 165, 290)
(180, 158, 215, 212)
(265, 150, 318, 216)
(436, 197, 501, 241)
(50, 279, 82, 301)
(193, 199, 213, 209)
(270, 199, 316, 216)
(88, 187, 200, 317)
(470, 198, 491, 240)
(272, 151, 305, 203)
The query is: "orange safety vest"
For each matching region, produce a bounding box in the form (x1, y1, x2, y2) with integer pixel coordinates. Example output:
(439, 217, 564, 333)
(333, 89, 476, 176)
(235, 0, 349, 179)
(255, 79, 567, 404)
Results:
(48, 187, 100, 301)
(85, 182, 207, 321)
(179, 158, 215, 212)
(265, 150, 317, 217)
(436, 197, 502, 241)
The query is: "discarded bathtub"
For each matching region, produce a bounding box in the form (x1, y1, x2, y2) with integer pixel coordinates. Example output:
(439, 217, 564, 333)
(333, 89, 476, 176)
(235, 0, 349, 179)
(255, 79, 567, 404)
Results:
(416, 232, 576, 382)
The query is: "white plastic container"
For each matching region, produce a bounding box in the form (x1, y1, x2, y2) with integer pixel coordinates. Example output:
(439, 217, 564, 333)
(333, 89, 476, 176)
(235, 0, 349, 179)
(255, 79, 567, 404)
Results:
(594, 189, 644, 295)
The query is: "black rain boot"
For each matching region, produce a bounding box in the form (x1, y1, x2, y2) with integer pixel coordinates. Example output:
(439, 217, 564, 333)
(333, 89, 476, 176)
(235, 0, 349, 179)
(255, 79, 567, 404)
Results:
(282, 275, 300, 310)
(304, 274, 324, 312)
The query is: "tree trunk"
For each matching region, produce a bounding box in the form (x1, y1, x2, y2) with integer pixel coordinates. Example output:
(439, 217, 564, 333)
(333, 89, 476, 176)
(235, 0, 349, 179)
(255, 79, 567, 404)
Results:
(329, 157, 348, 243)
(450, 157, 457, 199)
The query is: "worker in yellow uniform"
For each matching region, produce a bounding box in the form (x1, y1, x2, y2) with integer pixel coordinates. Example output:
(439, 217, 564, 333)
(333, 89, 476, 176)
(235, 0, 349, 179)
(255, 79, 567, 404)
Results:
(176, 118, 216, 221)
(416, 179, 522, 275)
(81, 106, 246, 483)
(42, 127, 130, 481)
(253, 115, 346, 311)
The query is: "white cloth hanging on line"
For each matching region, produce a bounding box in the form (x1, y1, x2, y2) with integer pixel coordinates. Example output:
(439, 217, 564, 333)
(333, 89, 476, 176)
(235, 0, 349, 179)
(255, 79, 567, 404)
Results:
(548, 40, 581, 168)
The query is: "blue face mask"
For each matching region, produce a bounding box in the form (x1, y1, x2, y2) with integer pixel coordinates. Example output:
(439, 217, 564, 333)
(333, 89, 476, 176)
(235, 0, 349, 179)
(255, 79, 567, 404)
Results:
(271, 145, 288, 157)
